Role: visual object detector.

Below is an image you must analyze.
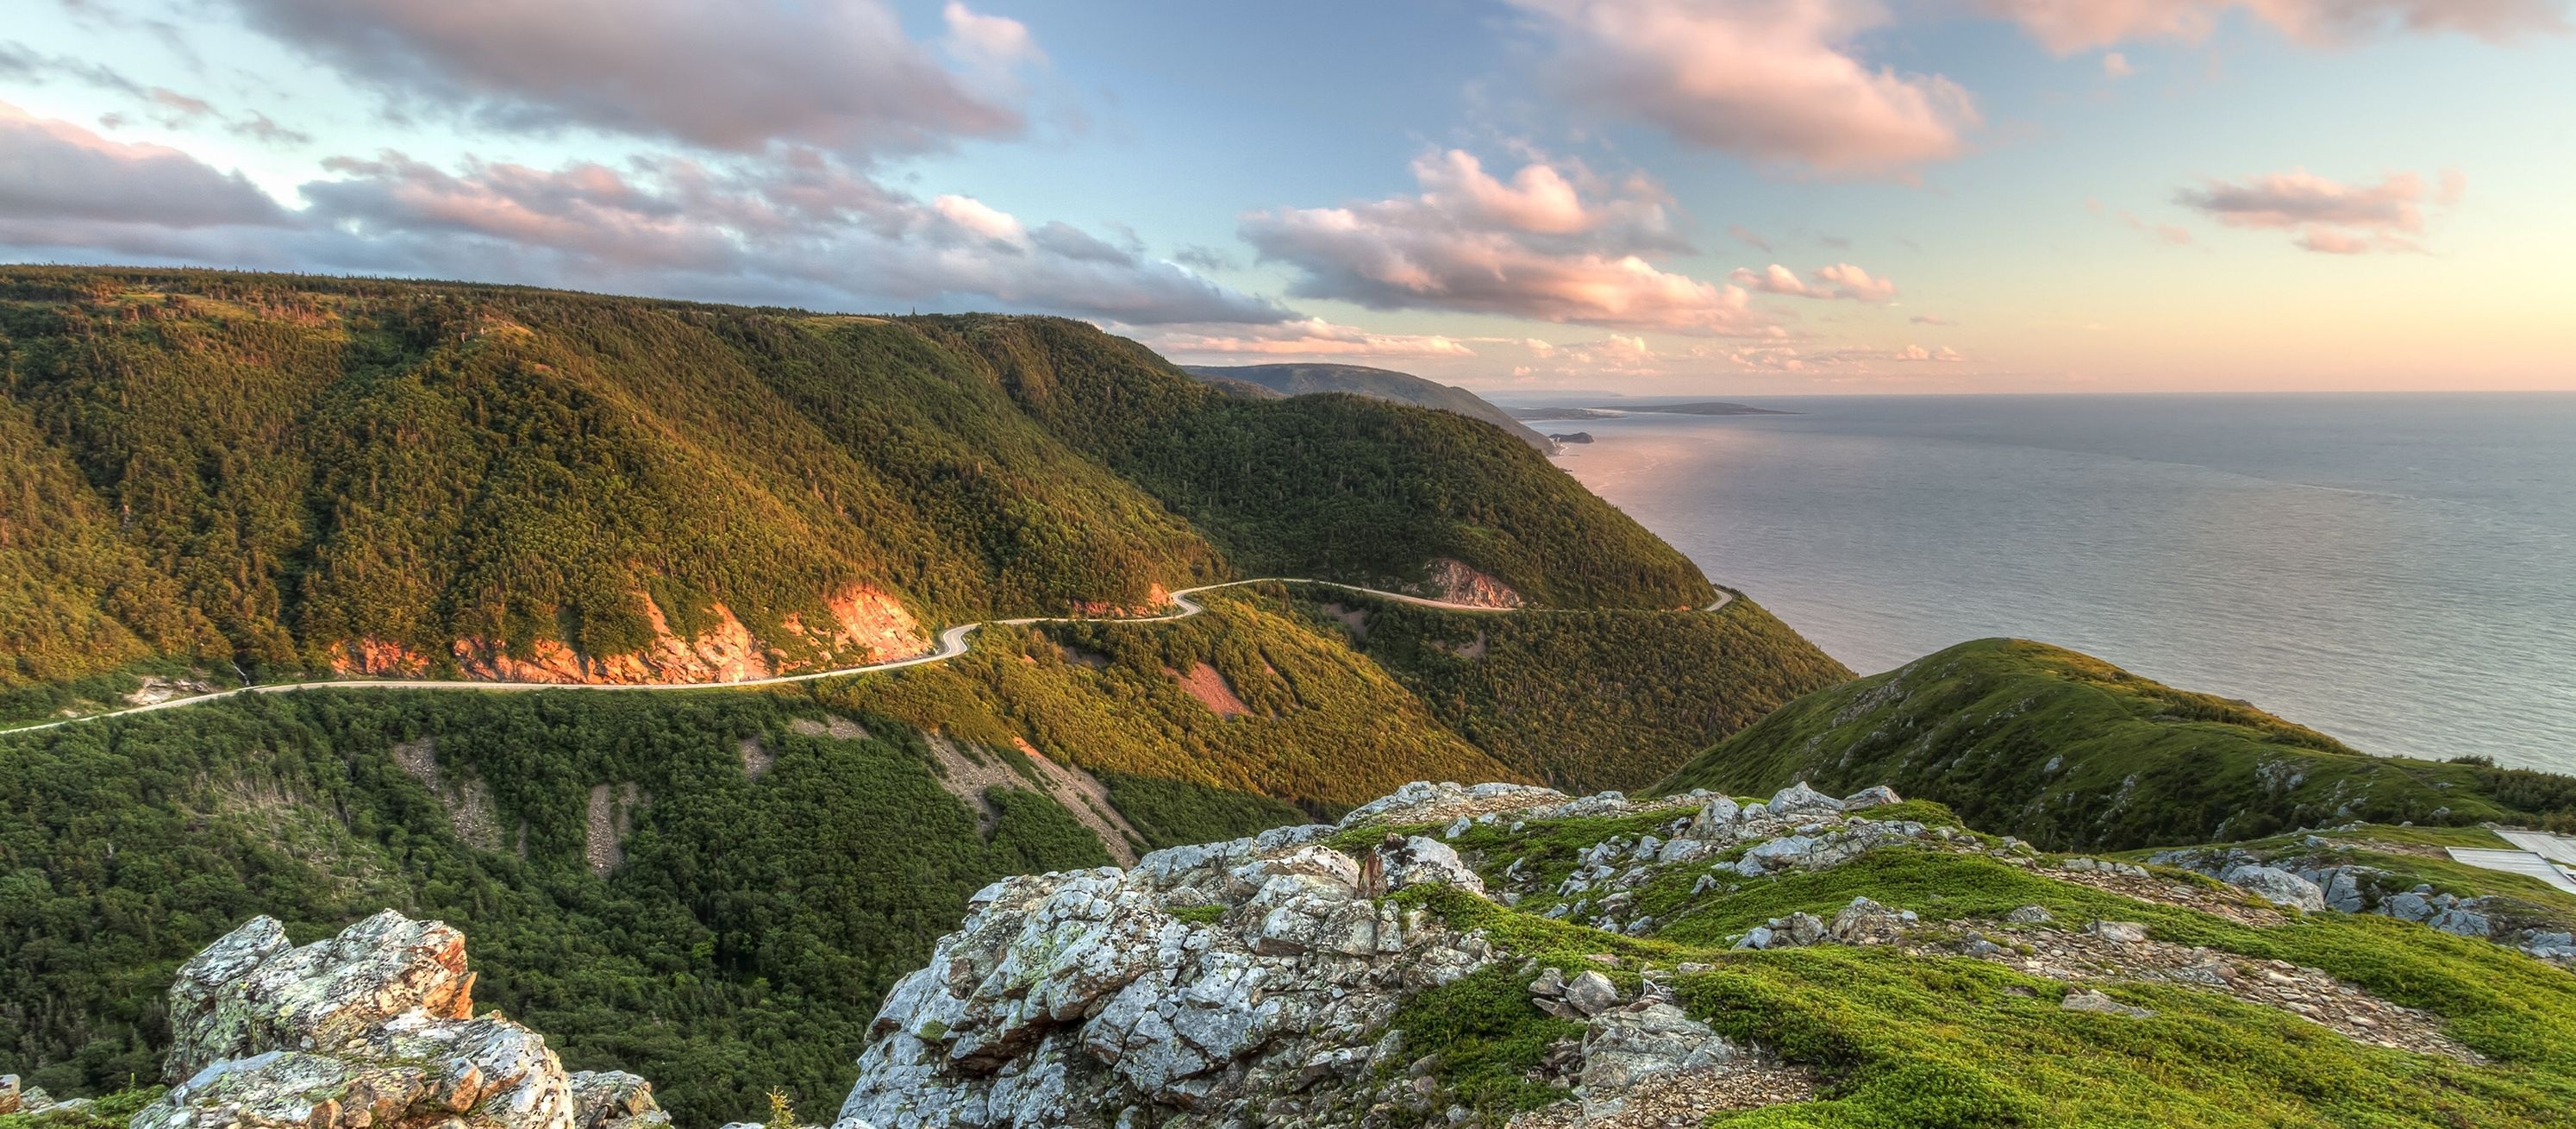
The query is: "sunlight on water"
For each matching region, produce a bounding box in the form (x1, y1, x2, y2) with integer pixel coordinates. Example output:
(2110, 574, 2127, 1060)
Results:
(1539, 393, 2576, 774)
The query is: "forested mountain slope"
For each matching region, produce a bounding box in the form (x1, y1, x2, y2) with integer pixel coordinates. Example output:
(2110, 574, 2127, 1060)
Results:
(0, 585, 1848, 1126)
(1658, 637, 2576, 850)
(0, 267, 1711, 710)
(1180, 362, 1555, 452)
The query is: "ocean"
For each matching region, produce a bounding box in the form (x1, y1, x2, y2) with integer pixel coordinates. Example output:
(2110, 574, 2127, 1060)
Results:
(1520, 393, 2576, 775)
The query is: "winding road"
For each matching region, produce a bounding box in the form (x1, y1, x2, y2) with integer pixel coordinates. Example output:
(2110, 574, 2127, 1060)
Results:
(3, 578, 1735, 735)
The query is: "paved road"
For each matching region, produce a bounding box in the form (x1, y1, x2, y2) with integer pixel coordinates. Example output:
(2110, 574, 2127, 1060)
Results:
(3, 578, 1737, 735)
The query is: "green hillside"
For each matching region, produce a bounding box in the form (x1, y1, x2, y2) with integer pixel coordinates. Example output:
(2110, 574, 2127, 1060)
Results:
(1180, 362, 1556, 452)
(0, 690, 1117, 1127)
(1656, 638, 2576, 850)
(0, 267, 1711, 714)
(1303, 586, 1853, 793)
(0, 582, 1831, 1123)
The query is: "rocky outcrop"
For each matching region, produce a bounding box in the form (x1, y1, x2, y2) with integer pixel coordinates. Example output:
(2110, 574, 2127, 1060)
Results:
(832, 782, 1885, 1129)
(2150, 843, 2576, 963)
(134, 911, 666, 1129)
(1420, 559, 1523, 609)
(835, 824, 1502, 1129)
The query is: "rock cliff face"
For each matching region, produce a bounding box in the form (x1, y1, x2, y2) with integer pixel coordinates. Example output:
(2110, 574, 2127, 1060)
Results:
(131, 911, 668, 1129)
(1420, 560, 1523, 610)
(334, 585, 928, 685)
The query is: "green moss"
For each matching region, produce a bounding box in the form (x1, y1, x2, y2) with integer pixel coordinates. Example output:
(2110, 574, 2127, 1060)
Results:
(1396, 824, 2576, 1126)
(0, 1088, 164, 1129)
(1169, 904, 1228, 925)
(1388, 964, 1587, 1116)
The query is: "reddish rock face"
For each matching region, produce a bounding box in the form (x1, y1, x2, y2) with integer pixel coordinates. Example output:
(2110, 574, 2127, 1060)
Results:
(333, 582, 930, 685)
(1423, 558, 1524, 608)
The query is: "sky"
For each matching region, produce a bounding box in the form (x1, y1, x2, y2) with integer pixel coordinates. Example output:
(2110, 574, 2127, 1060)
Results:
(3, 0, 2571, 393)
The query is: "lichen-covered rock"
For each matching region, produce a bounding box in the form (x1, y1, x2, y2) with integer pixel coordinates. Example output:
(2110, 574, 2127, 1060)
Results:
(836, 824, 1499, 1129)
(165, 911, 477, 1084)
(2221, 865, 2328, 913)
(1766, 782, 1845, 817)
(1577, 1002, 1736, 1112)
(1841, 786, 1903, 811)
(569, 1071, 668, 1129)
(132, 910, 666, 1129)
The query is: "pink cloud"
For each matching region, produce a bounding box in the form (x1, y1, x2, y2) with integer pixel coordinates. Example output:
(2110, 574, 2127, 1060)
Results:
(1729, 261, 1898, 302)
(1147, 318, 1476, 360)
(0, 100, 1291, 326)
(0, 100, 291, 231)
(220, 0, 1032, 156)
(1505, 0, 1979, 179)
(1985, 0, 2567, 52)
(2174, 166, 2460, 254)
(1731, 263, 1832, 298)
(1242, 151, 1777, 336)
(1816, 262, 1898, 302)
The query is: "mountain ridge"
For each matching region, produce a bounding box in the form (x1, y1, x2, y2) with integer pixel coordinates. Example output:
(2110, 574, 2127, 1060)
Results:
(0, 267, 1716, 718)
(1180, 362, 1556, 452)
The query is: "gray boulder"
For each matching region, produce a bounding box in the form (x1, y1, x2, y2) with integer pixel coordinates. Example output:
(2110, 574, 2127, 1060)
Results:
(1578, 1002, 1736, 1115)
(1766, 781, 1846, 817)
(2061, 990, 2154, 1019)
(1841, 786, 1903, 811)
(1829, 898, 1915, 945)
(2221, 865, 2328, 913)
(1685, 796, 1742, 839)
(1564, 970, 1622, 1017)
(2087, 920, 2149, 944)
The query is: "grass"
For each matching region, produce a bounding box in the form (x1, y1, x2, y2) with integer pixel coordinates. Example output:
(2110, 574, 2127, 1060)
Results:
(1383, 800, 2576, 1128)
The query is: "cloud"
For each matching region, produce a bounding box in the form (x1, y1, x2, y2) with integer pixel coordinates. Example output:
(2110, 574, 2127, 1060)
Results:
(1726, 341, 1963, 372)
(1728, 223, 1774, 253)
(2091, 198, 2197, 244)
(217, 0, 1032, 156)
(1984, 0, 2569, 53)
(1729, 261, 1898, 301)
(2173, 166, 2460, 254)
(2103, 51, 2138, 77)
(1147, 317, 1476, 359)
(941, 1, 1041, 65)
(1910, 313, 1955, 325)
(1815, 262, 1898, 301)
(1242, 149, 1776, 336)
(0, 103, 1288, 326)
(1504, 0, 1979, 179)
(1172, 243, 1235, 272)
(3, 41, 313, 146)
(0, 100, 293, 241)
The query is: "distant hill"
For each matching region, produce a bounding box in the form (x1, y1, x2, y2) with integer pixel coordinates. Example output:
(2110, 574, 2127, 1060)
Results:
(1181, 362, 1555, 452)
(0, 267, 1720, 709)
(1658, 637, 2576, 850)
